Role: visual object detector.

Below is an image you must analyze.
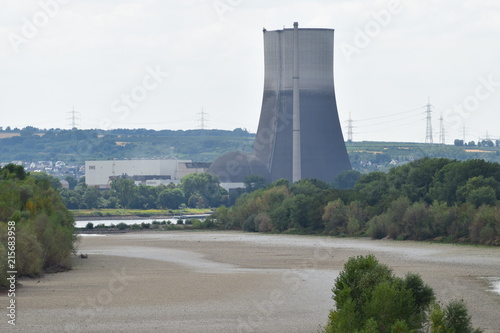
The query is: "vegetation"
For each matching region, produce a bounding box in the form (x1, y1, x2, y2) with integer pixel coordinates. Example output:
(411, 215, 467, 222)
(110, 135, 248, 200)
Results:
(2, 126, 500, 174)
(71, 208, 210, 218)
(346, 141, 500, 173)
(59, 172, 229, 210)
(77, 218, 217, 231)
(0, 164, 75, 289)
(0, 127, 254, 163)
(214, 158, 500, 245)
(324, 255, 482, 333)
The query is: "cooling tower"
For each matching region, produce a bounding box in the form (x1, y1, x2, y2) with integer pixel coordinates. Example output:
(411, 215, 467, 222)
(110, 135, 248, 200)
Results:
(253, 23, 352, 183)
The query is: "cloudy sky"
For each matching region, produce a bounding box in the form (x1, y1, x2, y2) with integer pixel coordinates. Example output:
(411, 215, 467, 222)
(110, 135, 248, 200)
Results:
(1, 0, 499, 143)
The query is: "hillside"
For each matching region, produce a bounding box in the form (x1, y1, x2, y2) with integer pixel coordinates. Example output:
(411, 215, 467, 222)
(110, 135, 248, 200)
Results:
(0, 127, 254, 164)
(1, 127, 499, 176)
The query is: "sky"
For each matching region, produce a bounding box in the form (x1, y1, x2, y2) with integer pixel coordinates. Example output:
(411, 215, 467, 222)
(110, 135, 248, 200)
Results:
(1, 0, 499, 143)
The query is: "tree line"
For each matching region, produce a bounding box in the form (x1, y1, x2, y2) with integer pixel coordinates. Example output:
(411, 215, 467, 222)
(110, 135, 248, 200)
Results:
(0, 164, 75, 289)
(57, 172, 254, 210)
(214, 158, 500, 246)
(0, 127, 254, 163)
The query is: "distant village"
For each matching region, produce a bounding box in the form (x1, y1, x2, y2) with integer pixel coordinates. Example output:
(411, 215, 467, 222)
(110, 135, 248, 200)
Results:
(0, 160, 85, 188)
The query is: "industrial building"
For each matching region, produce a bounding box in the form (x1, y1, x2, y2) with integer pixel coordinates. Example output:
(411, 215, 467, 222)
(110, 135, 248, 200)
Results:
(209, 22, 352, 184)
(85, 159, 210, 188)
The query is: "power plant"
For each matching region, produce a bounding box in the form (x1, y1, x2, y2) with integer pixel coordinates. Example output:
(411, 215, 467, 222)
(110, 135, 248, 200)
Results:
(209, 22, 351, 184)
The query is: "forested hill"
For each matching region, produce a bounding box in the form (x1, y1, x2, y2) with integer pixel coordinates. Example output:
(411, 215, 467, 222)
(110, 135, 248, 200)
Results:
(1, 127, 500, 173)
(0, 127, 254, 163)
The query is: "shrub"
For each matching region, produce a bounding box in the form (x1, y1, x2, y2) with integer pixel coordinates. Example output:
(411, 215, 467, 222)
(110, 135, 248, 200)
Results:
(325, 255, 483, 333)
(367, 214, 388, 239)
(116, 223, 128, 230)
(203, 218, 215, 229)
(242, 214, 256, 232)
(85, 222, 94, 229)
(327, 255, 434, 333)
(255, 213, 272, 232)
(430, 300, 483, 333)
(191, 219, 202, 229)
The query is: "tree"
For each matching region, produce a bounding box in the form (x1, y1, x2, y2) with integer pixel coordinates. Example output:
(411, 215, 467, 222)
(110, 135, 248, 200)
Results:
(0, 165, 75, 288)
(30, 172, 62, 190)
(456, 176, 499, 207)
(181, 173, 223, 208)
(83, 187, 101, 209)
(332, 170, 362, 190)
(325, 255, 483, 333)
(65, 176, 78, 190)
(0, 163, 28, 180)
(244, 175, 268, 193)
(323, 199, 347, 235)
(326, 255, 434, 333)
(110, 178, 137, 208)
(157, 188, 185, 209)
(430, 300, 483, 333)
(20, 126, 38, 137)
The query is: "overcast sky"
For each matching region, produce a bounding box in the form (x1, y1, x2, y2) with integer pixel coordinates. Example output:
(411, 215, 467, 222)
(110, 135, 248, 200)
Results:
(1, 0, 499, 143)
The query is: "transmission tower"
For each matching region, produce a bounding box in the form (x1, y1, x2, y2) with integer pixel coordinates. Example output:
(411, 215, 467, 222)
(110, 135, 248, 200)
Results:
(425, 98, 433, 144)
(347, 112, 354, 142)
(439, 114, 445, 145)
(67, 106, 80, 129)
(197, 108, 209, 130)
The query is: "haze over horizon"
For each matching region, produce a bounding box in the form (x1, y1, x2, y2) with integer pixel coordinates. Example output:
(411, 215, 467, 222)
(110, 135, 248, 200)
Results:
(1, 0, 499, 143)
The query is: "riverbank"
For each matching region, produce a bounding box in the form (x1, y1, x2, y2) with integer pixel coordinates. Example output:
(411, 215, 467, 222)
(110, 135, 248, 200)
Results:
(10, 231, 500, 333)
(71, 208, 212, 220)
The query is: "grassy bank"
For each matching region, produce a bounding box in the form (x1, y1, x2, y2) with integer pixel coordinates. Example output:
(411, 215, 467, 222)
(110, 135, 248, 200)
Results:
(70, 208, 212, 218)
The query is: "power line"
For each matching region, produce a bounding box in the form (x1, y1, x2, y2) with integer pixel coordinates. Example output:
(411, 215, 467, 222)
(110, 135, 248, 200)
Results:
(347, 112, 354, 142)
(355, 106, 422, 122)
(197, 108, 209, 130)
(439, 114, 445, 145)
(66, 106, 80, 129)
(425, 98, 433, 144)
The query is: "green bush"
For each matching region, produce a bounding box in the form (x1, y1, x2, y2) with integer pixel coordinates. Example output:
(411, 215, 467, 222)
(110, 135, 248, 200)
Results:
(326, 255, 434, 333)
(191, 219, 202, 229)
(430, 300, 483, 333)
(85, 222, 94, 229)
(325, 255, 483, 333)
(0, 165, 75, 288)
(242, 214, 257, 232)
(116, 222, 128, 230)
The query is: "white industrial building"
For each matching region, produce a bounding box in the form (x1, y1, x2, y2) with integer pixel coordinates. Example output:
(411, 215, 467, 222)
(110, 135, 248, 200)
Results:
(85, 159, 210, 188)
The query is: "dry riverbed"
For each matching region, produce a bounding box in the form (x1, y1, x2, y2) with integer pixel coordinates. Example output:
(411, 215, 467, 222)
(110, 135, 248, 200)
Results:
(5, 231, 500, 333)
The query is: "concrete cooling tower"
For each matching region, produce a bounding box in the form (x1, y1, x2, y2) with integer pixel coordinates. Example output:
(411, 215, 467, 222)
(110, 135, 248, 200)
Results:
(253, 22, 351, 183)
(209, 22, 351, 184)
